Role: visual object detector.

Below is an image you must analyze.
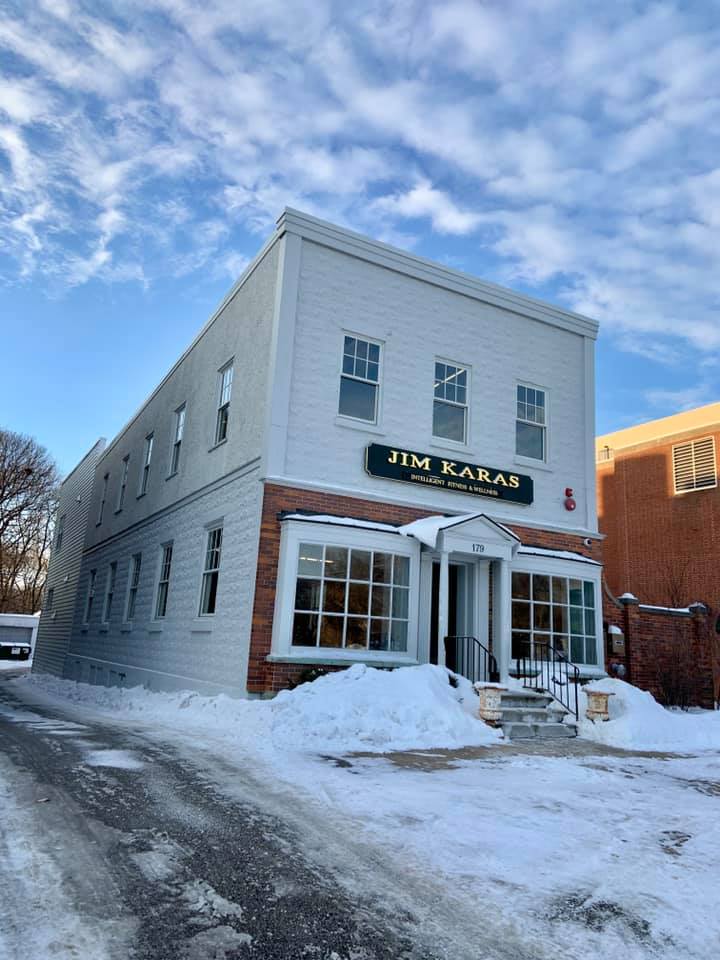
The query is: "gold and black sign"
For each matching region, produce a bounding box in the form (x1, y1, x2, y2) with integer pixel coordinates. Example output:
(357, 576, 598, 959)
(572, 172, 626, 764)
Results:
(365, 443, 533, 505)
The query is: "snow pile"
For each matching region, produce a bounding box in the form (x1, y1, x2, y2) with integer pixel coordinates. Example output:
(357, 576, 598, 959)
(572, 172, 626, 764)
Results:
(578, 677, 720, 752)
(269, 664, 501, 752)
(25, 664, 501, 755)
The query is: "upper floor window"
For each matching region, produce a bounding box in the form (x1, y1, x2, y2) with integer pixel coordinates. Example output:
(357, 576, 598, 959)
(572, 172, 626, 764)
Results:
(155, 543, 173, 619)
(338, 335, 380, 423)
(125, 553, 142, 621)
(673, 436, 717, 494)
(102, 562, 117, 624)
(45, 587, 54, 614)
(170, 405, 185, 475)
(433, 361, 468, 444)
(516, 385, 546, 461)
(199, 526, 223, 616)
(55, 514, 66, 551)
(97, 473, 109, 525)
(84, 569, 97, 624)
(117, 455, 129, 511)
(215, 363, 233, 444)
(139, 434, 153, 496)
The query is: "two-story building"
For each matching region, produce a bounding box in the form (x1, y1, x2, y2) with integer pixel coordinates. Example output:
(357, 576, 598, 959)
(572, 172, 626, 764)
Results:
(34, 209, 603, 697)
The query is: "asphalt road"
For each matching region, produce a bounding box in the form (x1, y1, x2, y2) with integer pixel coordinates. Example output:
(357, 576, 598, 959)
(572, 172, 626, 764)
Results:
(0, 672, 496, 960)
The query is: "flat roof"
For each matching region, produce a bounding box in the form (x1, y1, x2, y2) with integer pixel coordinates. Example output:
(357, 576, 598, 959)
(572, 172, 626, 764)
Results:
(596, 401, 720, 453)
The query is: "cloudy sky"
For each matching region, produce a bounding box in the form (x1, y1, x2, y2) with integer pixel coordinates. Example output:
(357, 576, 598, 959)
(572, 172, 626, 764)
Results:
(1, 0, 718, 474)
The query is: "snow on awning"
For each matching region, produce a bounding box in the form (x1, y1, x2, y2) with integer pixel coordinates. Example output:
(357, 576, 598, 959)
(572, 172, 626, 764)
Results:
(398, 513, 520, 549)
(279, 513, 401, 534)
(516, 545, 600, 565)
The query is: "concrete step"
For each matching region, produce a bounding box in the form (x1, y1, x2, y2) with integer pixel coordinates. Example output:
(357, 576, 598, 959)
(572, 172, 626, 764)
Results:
(499, 706, 557, 724)
(502, 721, 577, 740)
(499, 692, 554, 709)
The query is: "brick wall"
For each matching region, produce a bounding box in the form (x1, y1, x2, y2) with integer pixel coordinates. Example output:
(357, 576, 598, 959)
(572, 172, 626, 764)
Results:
(248, 482, 600, 694)
(604, 595, 718, 709)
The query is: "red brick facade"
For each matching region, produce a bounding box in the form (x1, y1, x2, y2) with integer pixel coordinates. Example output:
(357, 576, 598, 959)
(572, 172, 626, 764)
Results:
(247, 482, 601, 694)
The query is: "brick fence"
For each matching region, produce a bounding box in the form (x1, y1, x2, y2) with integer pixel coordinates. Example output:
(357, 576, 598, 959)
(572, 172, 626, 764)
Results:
(604, 593, 718, 709)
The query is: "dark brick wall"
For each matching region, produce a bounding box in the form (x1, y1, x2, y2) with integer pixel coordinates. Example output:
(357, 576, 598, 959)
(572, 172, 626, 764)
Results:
(247, 482, 601, 694)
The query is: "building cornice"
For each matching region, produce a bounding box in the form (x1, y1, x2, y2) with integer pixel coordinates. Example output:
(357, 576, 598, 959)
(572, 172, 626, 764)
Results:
(276, 208, 599, 341)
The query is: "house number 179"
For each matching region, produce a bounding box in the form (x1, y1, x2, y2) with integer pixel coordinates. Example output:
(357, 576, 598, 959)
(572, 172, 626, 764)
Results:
(471, 543, 486, 553)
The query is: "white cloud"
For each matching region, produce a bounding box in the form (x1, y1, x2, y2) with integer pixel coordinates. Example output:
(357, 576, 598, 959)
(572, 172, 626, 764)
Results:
(372, 180, 482, 235)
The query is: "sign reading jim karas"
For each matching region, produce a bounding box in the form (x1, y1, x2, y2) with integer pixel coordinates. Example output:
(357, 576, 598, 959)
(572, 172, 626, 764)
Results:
(365, 443, 533, 505)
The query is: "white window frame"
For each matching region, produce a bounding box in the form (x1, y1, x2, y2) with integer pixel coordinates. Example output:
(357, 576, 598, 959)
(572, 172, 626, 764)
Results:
(154, 543, 173, 620)
(198, 525, 223, 616)
(97, 473, 109, 525)
(45, 587, 54, 615)
(337, 333, 383, 426)
(117, 455, 129, 511)
(271, 520, 420, 664)
(138, 434, 153, 497)
(432, 358, 470, 447)
(124, 553, 142, 623)
(102, 561, 117, 624)
(84, 569, 97, 625)
(515, 382, 549, 464)
(672, 436, 717, 494)
(169, 404, 186, 476)
(214, 361, 234, 445)
(509, 554, 603, 674)
(55, 514, 66, 552)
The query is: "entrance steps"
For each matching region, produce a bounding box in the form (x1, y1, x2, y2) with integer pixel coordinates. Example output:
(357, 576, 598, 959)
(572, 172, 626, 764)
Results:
(497, 689, 577, 740)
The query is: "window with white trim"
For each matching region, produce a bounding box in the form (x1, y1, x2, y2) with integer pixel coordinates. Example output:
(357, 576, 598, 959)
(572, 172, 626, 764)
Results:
(55, 514, 66, 552)
(170, 405, 185, 475)
(117, 455, 129, 511)
(292, 542, 410, 651)
(155, 544, 173, 619)
(45, 587, 54, 614)
(84, 569, 97, 624)
(215, 363, 233, 444)
(199, 527, 223, 616)
(102, 562, 117, 623)
(97, 473, 109, 525)
(125, 553, 142, 621)
(511, 572, 597, 665)
(516, 385, 546, 461)
(139, 434, 153, 496)
(433, 361, 468, 443)
(338, 335, 380, 423)
(672, 436, 716, 493)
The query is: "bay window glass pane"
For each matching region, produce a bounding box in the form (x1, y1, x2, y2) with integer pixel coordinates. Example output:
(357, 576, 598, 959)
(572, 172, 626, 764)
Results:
(512, 601, 530, 630)
(433, 401, 466, 443)
(584, 581, 595, 607)
(339, 377, 376, 421)
(533, 604, 550, 631)
(372, 553, 392, 583)
(512, 572, 530, 600)
(298, 543, 323, 576)
(347, 582, 369, 614)
(392, 586, 409, 619)
(345, 618, 368, 649)
(393, 555, 409, 586)
(371, 584, 391, 617)
(554, 635, 568, 654)
(319, 616, 343, 647)
(324, 546, 348, 579)
(516, 421, 544, 460)
(571, 636, 584, 662)
(584, 637, 598, 665)
(390, 620, 408, 652)
(295, 579, 321, 611)
(512, 632, 531, 658)
(370, 619, 390, 650)
(585, 608, 595, 634)
(350, 549, 370, 581)
(570, 607, 584, 633)
(322, 580, 346, 613)
(292, 613, 318, 646)
(533, 575, 550, 602)
(553, 605, 568, 633)
(552, 578, 567, 603)
(569, 580, 583, 605)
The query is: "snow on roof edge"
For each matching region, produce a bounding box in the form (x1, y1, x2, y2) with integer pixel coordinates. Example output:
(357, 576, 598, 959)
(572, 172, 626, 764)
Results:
(516, 546, 600, 565)
(280, 513, 401, 534)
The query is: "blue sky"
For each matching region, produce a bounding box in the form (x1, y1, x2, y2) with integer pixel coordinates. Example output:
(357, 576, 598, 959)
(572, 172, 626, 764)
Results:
(1, 0, 719, 476)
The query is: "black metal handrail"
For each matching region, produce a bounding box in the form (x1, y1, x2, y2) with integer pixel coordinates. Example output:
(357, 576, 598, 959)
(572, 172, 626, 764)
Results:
(444, 636, 500, 684)
(517, 641, 580, 719)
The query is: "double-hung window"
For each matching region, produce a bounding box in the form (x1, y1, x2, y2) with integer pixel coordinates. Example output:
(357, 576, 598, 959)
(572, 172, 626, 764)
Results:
(433, 361, 468, 443)
(102, 562, 117, 623)
(199, 527, 223, 615)
(125, 553, 142, 621)
(672, 437, 716, 493)
(117, 456, 129, 511)
(84, 569, 97, 624)
(55, 514, 66, 552)
(215, 363, 233, 444)
(170, 405, 185, 475)
(155, 544, 173, 619)
(97, 473, 109, 525)
(516, 385, 546, 461)
(139, 434, 153, 496)
(338, 335, 381, 423)
(45, 587, 54, 615)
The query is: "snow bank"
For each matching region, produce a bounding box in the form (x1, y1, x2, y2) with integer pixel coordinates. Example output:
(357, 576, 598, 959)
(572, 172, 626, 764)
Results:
(578, 678, 720, 752)
(24, 664, 501, 755)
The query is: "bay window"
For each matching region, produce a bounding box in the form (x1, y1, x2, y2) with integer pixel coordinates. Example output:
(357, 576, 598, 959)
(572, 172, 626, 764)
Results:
(511, 570, 598, 665)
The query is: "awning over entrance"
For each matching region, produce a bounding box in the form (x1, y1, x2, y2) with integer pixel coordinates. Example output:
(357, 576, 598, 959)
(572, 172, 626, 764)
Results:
(398, 512, 520, 560)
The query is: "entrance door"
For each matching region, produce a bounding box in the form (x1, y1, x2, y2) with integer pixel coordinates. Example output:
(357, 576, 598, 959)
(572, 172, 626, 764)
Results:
(429, 561, 475, 665)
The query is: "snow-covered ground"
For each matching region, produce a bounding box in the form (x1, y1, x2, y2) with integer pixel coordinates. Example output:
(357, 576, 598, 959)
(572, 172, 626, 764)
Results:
(6, 666, 720, 959)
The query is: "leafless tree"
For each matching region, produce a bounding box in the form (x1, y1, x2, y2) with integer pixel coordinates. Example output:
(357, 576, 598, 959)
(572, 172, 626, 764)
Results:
(655, 555, 693, 608)
(0, 429, 59, 614)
